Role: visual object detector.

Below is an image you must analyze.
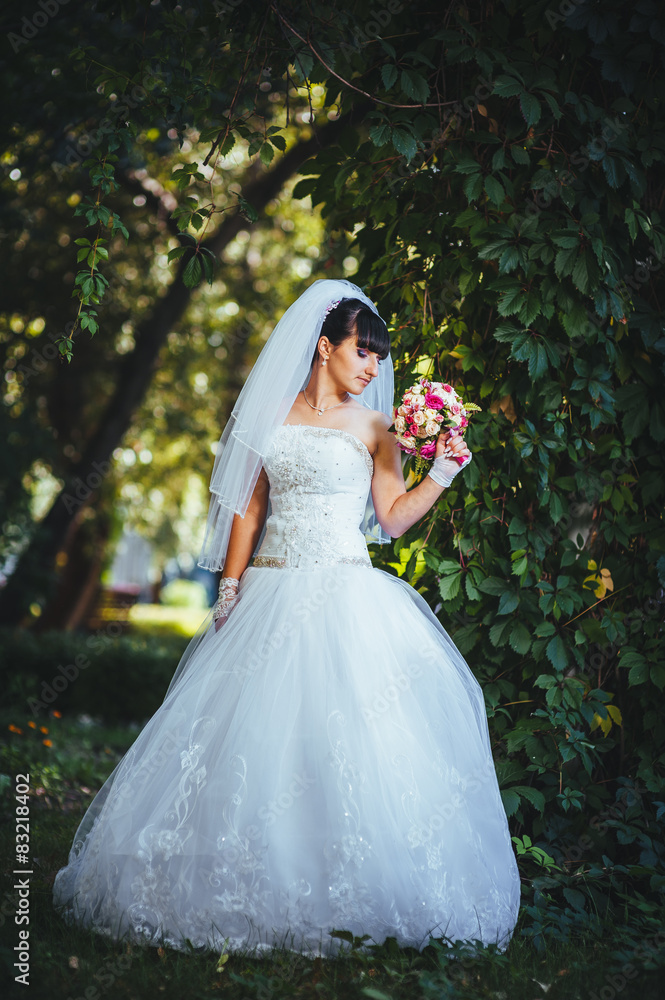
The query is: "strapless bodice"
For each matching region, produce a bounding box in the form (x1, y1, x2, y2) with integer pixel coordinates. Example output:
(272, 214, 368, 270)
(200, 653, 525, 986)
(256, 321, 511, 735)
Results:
(254, 424, 374, 569)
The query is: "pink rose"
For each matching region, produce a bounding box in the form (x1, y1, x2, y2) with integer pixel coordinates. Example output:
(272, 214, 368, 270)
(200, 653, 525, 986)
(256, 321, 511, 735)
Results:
(409, 422, 419, 436)
(420, 441, 436, 459)
(451, 403, 461, 414)
(424, 392, 444, 409)
(459, 415, 468, 427)
(442, 383, 452, 392)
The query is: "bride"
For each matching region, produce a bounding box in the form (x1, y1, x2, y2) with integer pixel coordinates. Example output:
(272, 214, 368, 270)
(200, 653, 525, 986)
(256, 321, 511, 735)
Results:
(53, 279, 521, 956)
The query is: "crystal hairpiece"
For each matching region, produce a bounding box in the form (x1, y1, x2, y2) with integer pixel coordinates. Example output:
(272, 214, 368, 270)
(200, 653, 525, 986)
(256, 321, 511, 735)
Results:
(324, 299, 342, 317)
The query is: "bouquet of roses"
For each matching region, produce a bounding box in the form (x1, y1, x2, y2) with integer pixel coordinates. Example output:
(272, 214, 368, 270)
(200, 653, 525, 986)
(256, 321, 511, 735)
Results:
(392, 378, 481, 477)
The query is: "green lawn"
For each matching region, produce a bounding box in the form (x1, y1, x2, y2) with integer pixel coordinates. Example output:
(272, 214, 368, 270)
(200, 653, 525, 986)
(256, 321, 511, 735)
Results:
(1, 714, 663, 1000)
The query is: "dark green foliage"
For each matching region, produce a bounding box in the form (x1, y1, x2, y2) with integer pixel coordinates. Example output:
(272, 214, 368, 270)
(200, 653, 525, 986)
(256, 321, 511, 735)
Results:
(0, 627, 188, 723)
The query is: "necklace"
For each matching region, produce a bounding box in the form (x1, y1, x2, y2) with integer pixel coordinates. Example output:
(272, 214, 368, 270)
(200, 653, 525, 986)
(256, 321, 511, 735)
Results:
(303, 387, 349, 417)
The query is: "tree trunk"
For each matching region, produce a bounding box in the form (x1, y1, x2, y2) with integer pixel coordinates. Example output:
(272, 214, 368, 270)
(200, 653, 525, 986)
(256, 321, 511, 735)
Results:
(0, 120, 347, 626)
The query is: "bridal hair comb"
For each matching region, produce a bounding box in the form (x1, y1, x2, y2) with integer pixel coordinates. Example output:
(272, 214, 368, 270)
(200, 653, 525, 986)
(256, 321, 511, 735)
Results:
(324, 299, 341, 317)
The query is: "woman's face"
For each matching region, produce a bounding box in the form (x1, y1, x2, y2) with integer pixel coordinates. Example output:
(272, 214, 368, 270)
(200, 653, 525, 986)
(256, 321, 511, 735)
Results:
(322, 332, 383, 395)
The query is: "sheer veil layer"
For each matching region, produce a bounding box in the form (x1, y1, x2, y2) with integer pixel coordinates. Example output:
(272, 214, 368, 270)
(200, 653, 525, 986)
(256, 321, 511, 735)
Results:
(197, 279, 394, 572)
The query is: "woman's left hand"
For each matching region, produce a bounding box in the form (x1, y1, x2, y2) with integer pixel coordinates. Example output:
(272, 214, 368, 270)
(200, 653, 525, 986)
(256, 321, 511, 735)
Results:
(436, 427, 471, 465)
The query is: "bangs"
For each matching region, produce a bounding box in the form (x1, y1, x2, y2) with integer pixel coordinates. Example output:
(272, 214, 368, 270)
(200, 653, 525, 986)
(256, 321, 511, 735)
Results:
(355, 309, 391, 359)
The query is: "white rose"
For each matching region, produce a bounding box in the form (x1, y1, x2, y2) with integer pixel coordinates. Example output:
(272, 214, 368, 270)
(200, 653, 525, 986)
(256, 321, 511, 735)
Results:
(395, 415, 406, 432)
(412, 410, 426, 425)
(410, 384, 424, 394)
(425, 420, 439, 435)
(397, 404, 408, 416)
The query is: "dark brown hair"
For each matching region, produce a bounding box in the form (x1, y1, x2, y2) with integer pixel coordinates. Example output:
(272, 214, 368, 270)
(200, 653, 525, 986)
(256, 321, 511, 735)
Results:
(313, 297, 390, 365)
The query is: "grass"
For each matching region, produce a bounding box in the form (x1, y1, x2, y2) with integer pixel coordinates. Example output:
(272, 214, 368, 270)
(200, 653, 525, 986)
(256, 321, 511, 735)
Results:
(1, 715, 663, 999)
(127, 602, 206, 639)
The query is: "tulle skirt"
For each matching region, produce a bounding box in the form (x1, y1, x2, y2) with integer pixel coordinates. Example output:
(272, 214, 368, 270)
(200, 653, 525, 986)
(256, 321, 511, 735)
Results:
(53, 565, 520, 956)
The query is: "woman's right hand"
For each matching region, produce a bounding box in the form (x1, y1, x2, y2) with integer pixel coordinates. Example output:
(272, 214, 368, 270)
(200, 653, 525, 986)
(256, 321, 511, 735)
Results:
(213, 578, 239, 631)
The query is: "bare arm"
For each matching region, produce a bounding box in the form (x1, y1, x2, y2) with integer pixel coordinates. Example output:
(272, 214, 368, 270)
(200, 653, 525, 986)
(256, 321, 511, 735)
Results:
(370, 414, 470, 538)
(221, 467, 270, 580)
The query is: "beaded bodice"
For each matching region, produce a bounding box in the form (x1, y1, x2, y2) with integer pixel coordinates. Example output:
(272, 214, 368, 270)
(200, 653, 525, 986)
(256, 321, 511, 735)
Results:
(254, 424, 374, 569)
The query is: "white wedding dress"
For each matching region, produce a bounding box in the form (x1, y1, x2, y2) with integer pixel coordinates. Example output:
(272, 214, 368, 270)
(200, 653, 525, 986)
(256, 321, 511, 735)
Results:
(53, 424, 521, 955)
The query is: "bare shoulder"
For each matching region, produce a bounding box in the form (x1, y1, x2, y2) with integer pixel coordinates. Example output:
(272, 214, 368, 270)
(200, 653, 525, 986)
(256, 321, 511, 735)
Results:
(344, 405, 393, 455)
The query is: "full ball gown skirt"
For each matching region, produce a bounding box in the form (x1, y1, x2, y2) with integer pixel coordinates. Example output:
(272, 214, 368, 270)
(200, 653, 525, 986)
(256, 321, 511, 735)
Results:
(53, 424, 521, 955)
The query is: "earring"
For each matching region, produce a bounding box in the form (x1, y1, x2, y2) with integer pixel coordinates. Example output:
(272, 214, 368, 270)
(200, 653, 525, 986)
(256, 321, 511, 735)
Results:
(321, 359, 327, 366)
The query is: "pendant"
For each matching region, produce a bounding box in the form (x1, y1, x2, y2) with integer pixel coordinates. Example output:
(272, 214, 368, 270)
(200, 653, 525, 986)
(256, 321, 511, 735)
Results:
(318, 410, 324, 416)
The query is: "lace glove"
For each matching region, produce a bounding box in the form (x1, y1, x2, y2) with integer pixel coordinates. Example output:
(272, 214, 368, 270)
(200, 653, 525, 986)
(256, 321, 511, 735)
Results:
(428, 450, 473, 488)
(213, 577, 239, 627)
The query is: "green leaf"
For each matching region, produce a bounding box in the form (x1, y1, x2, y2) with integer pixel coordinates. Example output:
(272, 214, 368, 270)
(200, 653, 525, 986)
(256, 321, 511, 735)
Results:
(513, 785, 546, 813)
(237, 196, 258, 223)
(497, 590, 519, 615)
(628, 661, 649, 685)
(381, 64, 398, 90)
(555, 246, 578, 279)
(519, 92, 541, 126)
(400, 69, 430, 104)
(479, 577, 507, 596)
(490, 619, 512, 646)
(392, 129, 418, 161)
(259, 142, 274, 166)
(510, 622, 532, 654)
(369, 124, 392, 147)
(549, 490, 565, 524)
(572, 253, 591, 294)
(649, 404, 665, 442)
(493, 75, 523, 98)
(501, 787, 521, 817)
(167, 246, 188, 262)
(499, 246, 520, 272)
(546, 635, 567, 671)
(511, 144, 530, 165)
(292, 177, 319, 200)
(182, 254, 202, 288)
(438, 571, 462, 601)
(484, 175, 505, 207)
(463, 172, 484, 201)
